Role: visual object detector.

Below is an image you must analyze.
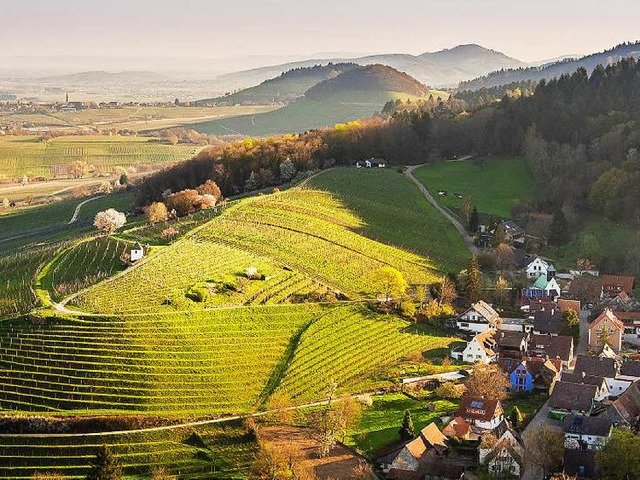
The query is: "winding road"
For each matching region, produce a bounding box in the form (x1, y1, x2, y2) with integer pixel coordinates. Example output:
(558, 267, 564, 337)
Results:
(68, 194, 105, 224)
(404, 164, 479, 255)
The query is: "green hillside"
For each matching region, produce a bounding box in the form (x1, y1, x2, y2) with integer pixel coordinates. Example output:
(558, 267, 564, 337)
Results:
(190, 65, 430, 136)
(197, 63, 357, 105)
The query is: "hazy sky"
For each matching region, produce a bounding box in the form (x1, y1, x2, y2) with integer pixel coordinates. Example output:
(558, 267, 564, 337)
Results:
(3, 0, 639, 62)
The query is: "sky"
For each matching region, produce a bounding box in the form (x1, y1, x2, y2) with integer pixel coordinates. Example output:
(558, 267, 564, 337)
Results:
(2, 0, 639, 64)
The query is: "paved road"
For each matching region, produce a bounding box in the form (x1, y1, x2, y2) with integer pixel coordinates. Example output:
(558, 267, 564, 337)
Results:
(577, 308, 591, 356)
(404, 164, 479, 255)
(521, 401, 564, 480)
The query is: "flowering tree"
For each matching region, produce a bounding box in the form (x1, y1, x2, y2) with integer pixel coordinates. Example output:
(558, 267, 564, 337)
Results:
(94, 209, 126, 234)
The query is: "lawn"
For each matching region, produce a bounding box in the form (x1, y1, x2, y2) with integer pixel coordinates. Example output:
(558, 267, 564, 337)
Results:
(307, 167, 469, 272)
(345, 392, 459, 458)
(413, 157, 537, 218)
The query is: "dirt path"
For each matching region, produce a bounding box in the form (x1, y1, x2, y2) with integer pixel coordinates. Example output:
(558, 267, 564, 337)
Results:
(404, 164, 478, 255)
(68, 195, 105, 224)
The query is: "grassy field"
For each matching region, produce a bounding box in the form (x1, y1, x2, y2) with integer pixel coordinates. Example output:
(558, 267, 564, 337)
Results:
(191, 91, 422, 136)
(413, 157, 537, 218)
(0, 423, 257, 479)
(74, 188, 440, 314)
(0, 135, 199, 179)
(345, 392, 459, 458)
(307, 168, 469, 271)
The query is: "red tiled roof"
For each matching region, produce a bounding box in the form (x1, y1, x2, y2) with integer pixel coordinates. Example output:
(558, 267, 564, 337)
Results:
(457, 397, 502, 422)
(589, 309, 624, 332)
(602, 275, 635, 295)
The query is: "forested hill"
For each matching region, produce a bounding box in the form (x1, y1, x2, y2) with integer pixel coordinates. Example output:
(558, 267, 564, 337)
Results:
(460, 41, 640, 90)
(196, 63, 357, 105)
(305, 64, 429, 101)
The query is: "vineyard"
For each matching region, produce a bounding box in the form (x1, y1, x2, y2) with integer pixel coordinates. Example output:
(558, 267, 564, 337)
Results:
(0, 424, 257, 479)
(73, 189, 439, 314)
(0, 136, 199, 178)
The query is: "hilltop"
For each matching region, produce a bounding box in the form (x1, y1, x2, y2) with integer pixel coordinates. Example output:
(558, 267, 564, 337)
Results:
(191, 64, 434, 136)
(196, 63, 358, 105)
(460, 41, 640, 90)
(215, 44, 524, 89)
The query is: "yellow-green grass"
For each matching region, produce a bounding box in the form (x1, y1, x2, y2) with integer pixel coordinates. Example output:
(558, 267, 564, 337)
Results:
(306, 167, 468, 271)
(0, 135, 199, 178)
(191, 91, 424, 136)
(73, 189, 439, 314)
(413, 157, 537, 218)
(0, 424, 256, 479)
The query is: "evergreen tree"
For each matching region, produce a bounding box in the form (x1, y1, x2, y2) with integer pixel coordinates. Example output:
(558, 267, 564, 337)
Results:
(493, 221, 507, 246)
(86, 445, 123, 480)
(469, 206, 480, 233)
(465, 256, 482, 304)
(510, 406, 523, 430)
(399, 410, 415, 440)
(549, 209, 569, 248)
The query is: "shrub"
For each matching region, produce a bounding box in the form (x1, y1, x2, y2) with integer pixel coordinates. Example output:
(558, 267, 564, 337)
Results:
(94, 209, 126, 234)
(186, 284, 209, 302)
(436, 382, 463, 400)
(145, 202, 169, 224)
(166, 189, 199, 217)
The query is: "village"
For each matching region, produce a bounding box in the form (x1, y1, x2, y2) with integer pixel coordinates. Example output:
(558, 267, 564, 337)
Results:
(374, 241, 640, 480)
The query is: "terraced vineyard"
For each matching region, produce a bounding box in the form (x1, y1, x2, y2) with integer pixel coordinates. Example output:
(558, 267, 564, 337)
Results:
(0, 136, 199, 178)
(0, 424, 257, 479)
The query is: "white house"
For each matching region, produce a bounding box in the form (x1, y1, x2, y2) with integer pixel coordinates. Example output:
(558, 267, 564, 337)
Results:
(563, 415, 612, 451)
(526, 257, 554, 279)
(461, 329, 497, 364)
(130, 243, 145, 262)
(457, 300, 501, 333)
(456, 397, 504, 431)
(479, 424, 524, 478)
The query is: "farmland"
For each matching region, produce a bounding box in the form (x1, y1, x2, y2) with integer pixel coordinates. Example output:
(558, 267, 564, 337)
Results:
(413, 157, 537, 218)
(0, 135, 199, 179)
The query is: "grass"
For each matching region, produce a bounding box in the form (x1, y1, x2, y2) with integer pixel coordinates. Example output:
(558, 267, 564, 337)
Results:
(0, 423, 257, 479)
(0, 135, 199, 179)
(344, 392, 459, 458)
(307, 168, 469, 271)
(191, 91, 423, 136)
(413, 157, 537, 218)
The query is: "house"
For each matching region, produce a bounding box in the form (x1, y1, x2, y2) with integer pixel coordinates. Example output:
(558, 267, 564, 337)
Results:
(532, 309, 564, 335)
(548, 381, 599, 418)
(601, 275, 636, 298)
(460, 329, 497, 364)
(563, 415, 613, 451)
(561, 372, 610, 401)
(503, 220, 525, 246)
(456, 397, 504, 431)
(558, 298, 581, 315)
(497, 316, 534, 333)
(130, 242, 145, 262)
(479, 422, 524, 478)
(619, 360, 640, 382)
(523, 275, 561, 301)
(564, 450, 597, 478)
(503, 357, 560, 393)
(597, 378, 640, 428)
(529, 334, 574, 368)
(423, 462, 465, 480)
(588, 309, 624, 353)
(495, 330, 529, 357)
(442, 416, 474, 441)
(526, 257, 555, 280)
(617, 311, 640, 345)
(379, 423, 448, 474)
(456, 301, 501, 333)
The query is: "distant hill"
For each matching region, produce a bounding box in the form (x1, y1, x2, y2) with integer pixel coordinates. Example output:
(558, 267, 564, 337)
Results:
(215, 44, 524, 89)
(39, 70, 168, 84)
(190, 65, 433, 137)
(460, 41, 640, 90)
(196, 63, 358, 105)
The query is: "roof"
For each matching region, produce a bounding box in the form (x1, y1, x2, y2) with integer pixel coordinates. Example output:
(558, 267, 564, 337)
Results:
(442, 417, 472, 439)
(378, 422, 448, 466)
(533, 275, 550, 289)
(574, 355, 617, 378)
(549, 381, 598, 412)
(558, 299, 581, 314)
(456, 397, 502, 422)
(423, 462, 465, 480)
(616, 311, 640, 324)
(621, 360, 640, 378)
(468, 300, 500, 325)
(483, 440, 524, 468)
(533, 310, 563, 334)
(530, 334, 573, 362)
(600, 379, 640, 426)
(563, 415, 612, 437)
(602, 275, 635, 295)
(386, 469, 423, 480)
(564, 450, 597, 478)
(589, 309, 624, 333)
(497, 356, 521, 375)
(419, 422, 448, 449)
(527, 257, 550, 269)
(527, 300, 557, 312)
(495, 330, 528, 349)
(472, 329, 497, 357)
(561, 372, 608, 389)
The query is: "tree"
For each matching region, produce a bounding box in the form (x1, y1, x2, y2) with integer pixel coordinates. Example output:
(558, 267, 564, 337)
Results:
(399, 410, 415, 440)
(494, 243, 515, 272)
(434, 277, 457, 305)
(561, 309, 580, 341)
(145, 202, 169, 224)
(465, 256, 483, 304)
(86, 445, 122, 480)
(598, 325, 612, 348)
(436, 382, 463, 400)
(93, 209, 126, 234)
(469, 206, 480, 233)
(493, 222, 507, 246)
(524, 424, 564, 478)
(266, 392, 294, 425)
(460, 196, 472, 226)
(549, 209, 570, 248)
(596, 429, 640, 480)
(579, 233, 602, 266)
(165, 189, 199, 217)
(373, 266, 407, 303)
(279, 158, 297, 182)
(150, 467, 176, 480)
(464, 364, 510, 401)
(494, 276, 510, 305)
(68, 160, 90, 179)
(244, 171, 259, 191)
(196, 179, 222, 200)
(510, 406, 523, 430)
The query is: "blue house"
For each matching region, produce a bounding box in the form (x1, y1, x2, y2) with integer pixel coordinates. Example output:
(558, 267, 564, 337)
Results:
(501, 358, 561, 394)
(510, 362, 534, 392)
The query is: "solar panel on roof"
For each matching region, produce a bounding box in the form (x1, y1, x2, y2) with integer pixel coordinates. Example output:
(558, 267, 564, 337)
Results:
(470, 400, 484, 408)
